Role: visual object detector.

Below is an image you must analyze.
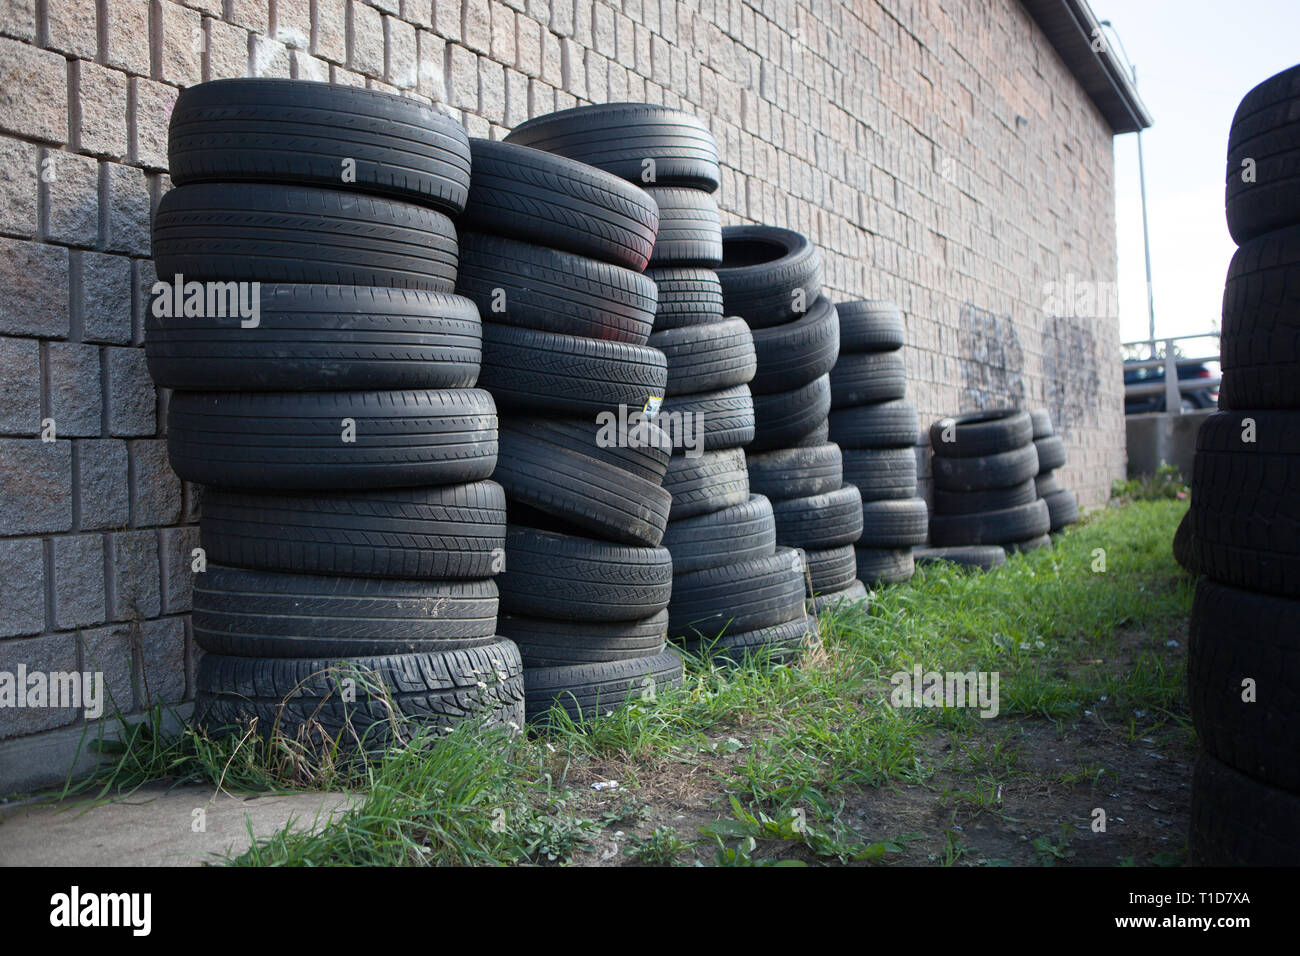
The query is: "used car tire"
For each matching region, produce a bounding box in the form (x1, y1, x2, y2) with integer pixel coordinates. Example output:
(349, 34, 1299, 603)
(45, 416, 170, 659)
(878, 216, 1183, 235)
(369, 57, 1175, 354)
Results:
(929, 499, 1051, 547)
(1043, 488, 1079, 530)
(193, 566, 500, 657)
(770, 484, 865, 549)
(717, 226, 822, 327)
(1219, 225, 1300, 409)
(913, 545, 1006, 571)
(855, 547, 916, 585)
(661, 495, 776, 573)
(1029, 408, 1055, 440)
(662, 448, 749, 518)
(748, 296, 841, 395)
(1034, 435, 1067, 471)
(645, 186, 722, 266)
(649, 316, 756, 395)
(931, 443, 1040, 492)
(837, 299, 904, 353)
(501, 610, 668, 668)
(858, 498, 929, 548)
(747, 443, 844, 500)
(805, 544, 859, 594)
(168, 78, 472, 214)
(646, 267, 725, 330)
(145, 286, 482, 391)
(660, 384, 755, 451)
(199, 481, 506, 579)
(524, 649, 685, 723)
(669, 548, 807, 640)
(828, 399, 918, 449)
(1189, 751, 1300, 866)
(928, 408, 1033, 458)
(829, 351, 907, 408)
(679, 614, 817, 663)
(167, 388, 498, 490)
(933, 478, 1037, 516)
(809, 578, 868, 614)
(749, 374, 831, 452)
(153, 183, 458, 291)
(1225, 63, 1300, 245)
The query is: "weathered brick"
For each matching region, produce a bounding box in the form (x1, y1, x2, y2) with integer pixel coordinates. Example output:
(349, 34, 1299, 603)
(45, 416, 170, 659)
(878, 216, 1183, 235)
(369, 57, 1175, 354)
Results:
(433, 0, 460, 41)
(490, 4, 515, 63)
(274, 0, 313, 49)
(139, 615, 186, 704)
(0, 439, 72, 534)
(78, 622, 136, 712)
(159, 524, 199, 614)
(79, 252, 134, 346)
(75, 62, 130, 161)
(461, 0, 489, 53)
(311, 0, 346, 63)
(130, 439, 181, 526)
(43, 150, 99, 247)
(416, 29, 445, 101)
(0, 135, 38, 238)
(157, 1, 203, 85)
(385, 14, 417, 88)
(205, 16, 250, 79)
(348, 1, 384, 77)
(79, 439, 129, 530)
(227, 0, 269, 34)
(45, 0, 97, 57)
(0, 538, 44, 638)
(541, 28, 562, 87)
(103, 0, 153, 76)
(0, 636, 80, 738)
(46, 341, 102, 437)
(0, 238, 70, 336)
(292, 50, 329, 81)
(516, 13, 540, 76)
(479, 57, 504, 123)
(447, 43, 477, 109)
(250, 33, 291, 76)
(103, 163, 151, 255)
(105, 347, 155, 436)
(52, 534, 107, 630)
(551, 0, 573, 38)
(0, 337, 40, 436)
(0, 37, 68, 145)
(400, 0, 433, 29)
(109, 529, 160, 620)
(0, 0, 36, 42)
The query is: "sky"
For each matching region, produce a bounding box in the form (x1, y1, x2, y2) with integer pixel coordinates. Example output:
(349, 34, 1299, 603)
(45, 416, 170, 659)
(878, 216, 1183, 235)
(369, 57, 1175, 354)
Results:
(1091, 0, 1300, 352)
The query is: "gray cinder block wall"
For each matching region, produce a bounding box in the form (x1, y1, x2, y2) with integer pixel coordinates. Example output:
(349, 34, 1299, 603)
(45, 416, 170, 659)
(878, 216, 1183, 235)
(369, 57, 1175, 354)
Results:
(0, 0, 1126, 789)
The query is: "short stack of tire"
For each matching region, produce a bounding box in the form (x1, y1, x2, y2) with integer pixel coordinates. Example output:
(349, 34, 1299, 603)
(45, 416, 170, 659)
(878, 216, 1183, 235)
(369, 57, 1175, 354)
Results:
(146, 78, 523, 746)
(825, 300, 929, 588)
(506, 105, 813, 664)
(1028, 408, 1079, 533)
(713, 228, 869, 614)
(927, 409, 1052, 555)
(449, 134, 684, 723)
(1184, 62, 1300, 865)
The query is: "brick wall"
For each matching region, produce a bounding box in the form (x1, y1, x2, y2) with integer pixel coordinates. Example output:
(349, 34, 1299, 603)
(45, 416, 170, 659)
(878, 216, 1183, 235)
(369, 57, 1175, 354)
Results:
(0, 0, 1126, 790)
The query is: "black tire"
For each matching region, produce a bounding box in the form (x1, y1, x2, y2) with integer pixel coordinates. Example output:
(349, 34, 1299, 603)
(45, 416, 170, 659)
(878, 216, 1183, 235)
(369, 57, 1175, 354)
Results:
(199, 481, 506, 579)
(505, 104, 720, 192)
(809, 578, 868, 614)
(928, 408, 1032, 458)
(931, 443, 1040, 492)
(1189, 752, 1300, 866)
(167, 389, 497, 490)
(1225, 64, 1300, 245)
(790, 420, 830, 447)
(854, 547, 916, 585)
(929, 499, 1051, 547)
(805, 544, 859, 594)
(1029, 408, 1054, 440)
(646, 267, 724, 330)
(478, 324, 667, 415)
(1035, 470, 1062, 496)
(913, 545, 1006, 571)
(1043, 488, 1079, 530)
(1189, 410, 1300, 598)
(145, 285, 482, 391)
(679, 614, 817, 663)
(858, 497, 929, 548)
(749, 374, 831, 452)
(461, 138, 658, 270)
(837, 299, 904, 352)
(669, 547, 807, 640)
(1189, 578, 1300, 792)
(500, 610, 667, 668)
(1173, 510, 1199, 575)
(194, 640, 525, 745)
(167, 78, 472, 214)
(524, 649, 685, 723)
(747, 443, 843, 500)
(645, 186, 722, 266)
(842, 446, 917, 502)
(747, 296, 840, 395)
(1006, 534, 1051, 554)
(716, 226, 822, 327)
(1033, 435, 1066, 471)
(660, 384, 755, 451)
(193, 566, 500, 657)
(153, 183, 458, 291)
(456, 233, 656, 345)
(828, 399, 918, 449)
(661, 494, 776, 573)
(649, 317, 756, 395)
(662, 448, 749, 518)
(933, 479, 1037, 516)
(494, 422, 671, 547)
(1219, 225, 1300, 409)
(829, 351, 907, 408)
(497, 527, 672, 622)
(770, 484, 864, 549)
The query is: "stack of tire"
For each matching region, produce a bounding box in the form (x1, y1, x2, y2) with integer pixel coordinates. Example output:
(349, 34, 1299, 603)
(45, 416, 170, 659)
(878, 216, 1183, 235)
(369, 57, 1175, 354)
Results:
(449, 135, 684, 723)
(1184, 62, 1300, 865)
(926, 409, 1052, 555)
(1028, 408, 1079, 533)
(823, 299, 929, 589)
(505, 106, 812, 664)
(711, 228, 868, 614)
(146, 79, 523, 747)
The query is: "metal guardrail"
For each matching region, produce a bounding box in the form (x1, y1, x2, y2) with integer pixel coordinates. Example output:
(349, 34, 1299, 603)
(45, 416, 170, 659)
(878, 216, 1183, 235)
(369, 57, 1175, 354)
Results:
(1120, 333, 1220, 415)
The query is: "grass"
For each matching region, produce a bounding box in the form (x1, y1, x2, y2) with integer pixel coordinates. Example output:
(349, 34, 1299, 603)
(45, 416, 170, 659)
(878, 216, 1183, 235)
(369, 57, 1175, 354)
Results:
(52, 498, 1194, 866)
